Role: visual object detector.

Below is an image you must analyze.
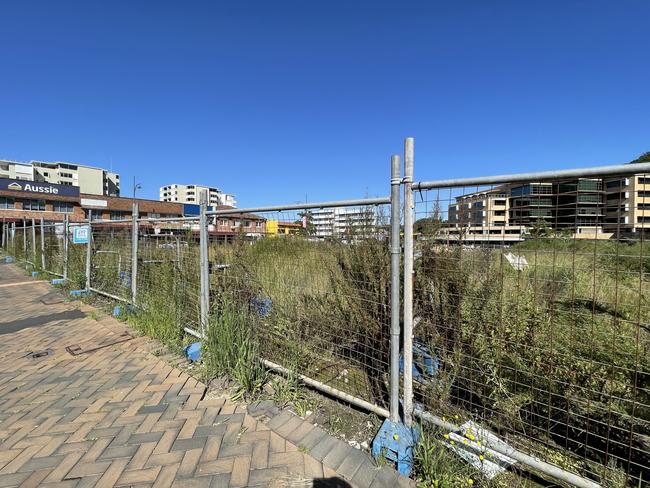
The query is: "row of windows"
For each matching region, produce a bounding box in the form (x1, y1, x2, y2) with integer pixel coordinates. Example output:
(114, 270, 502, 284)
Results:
(0, 197, 74, 213)
(217, 219, 264, 228)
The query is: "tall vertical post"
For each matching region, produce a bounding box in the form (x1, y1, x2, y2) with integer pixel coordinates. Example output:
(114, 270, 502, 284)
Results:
(403, 137, 415, 427)
(199, 191, 210, 337)
(85, 210, 92, 291)
(40, 217, 46, 271)
(131, 203, 139, 305)
(390, 154, 402, 423)
(12, 222, 16, 253)
(31, 218, 37, 264)
(22, 219, 26, 256)
(1, 219, 5, 250)
(63, 216, 69, 280)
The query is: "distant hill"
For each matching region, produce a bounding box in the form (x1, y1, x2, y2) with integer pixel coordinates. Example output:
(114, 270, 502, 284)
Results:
(629, 151, 650, 164)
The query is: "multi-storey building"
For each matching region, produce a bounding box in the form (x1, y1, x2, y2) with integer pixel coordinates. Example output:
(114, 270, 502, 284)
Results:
(603, 174, 650, 234)
(159, 184, 236, 207)
(310, 207, 378, 238)
(0, 159, 120, 196)
(446, 186, 523, 241)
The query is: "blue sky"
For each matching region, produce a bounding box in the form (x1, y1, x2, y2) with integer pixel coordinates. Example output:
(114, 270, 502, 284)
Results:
(0, 1, 648, 207)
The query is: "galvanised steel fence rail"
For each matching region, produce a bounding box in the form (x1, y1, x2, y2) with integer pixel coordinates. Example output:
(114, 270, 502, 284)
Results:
(1, 140, 649, 487)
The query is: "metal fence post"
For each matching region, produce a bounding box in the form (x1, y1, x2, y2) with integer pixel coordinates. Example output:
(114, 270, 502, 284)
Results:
(63, 216, 69, 280)
(390, 154, 402, 424)
(199, 191, 210, 337)
(403, 137, 415, 427)
(131, 203, 139, 305)
(31, 218, 37, 264)
(12, 222, 16, 254)
(22, 219, 26, 256)
(40, 217, 46, 271)
(85, 210, 92, 291)
(1, 219, 5, 250)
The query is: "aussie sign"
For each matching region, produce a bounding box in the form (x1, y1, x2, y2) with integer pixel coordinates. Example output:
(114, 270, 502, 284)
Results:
(0, 177, 80, 197)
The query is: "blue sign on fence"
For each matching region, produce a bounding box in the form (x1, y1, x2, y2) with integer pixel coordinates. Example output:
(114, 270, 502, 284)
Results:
(73, 226, 90, 244)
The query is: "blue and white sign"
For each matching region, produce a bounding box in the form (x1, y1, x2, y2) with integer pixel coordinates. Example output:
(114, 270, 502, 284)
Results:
(73, 226, 90, 244)
(0, 177, 80, 197)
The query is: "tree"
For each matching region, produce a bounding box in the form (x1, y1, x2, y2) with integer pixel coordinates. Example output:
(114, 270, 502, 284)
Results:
(629, 151, 650, 164)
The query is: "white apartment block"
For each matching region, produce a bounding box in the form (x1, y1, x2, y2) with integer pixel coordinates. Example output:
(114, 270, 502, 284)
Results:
(310, 207, 379, 238)
(0, 159, 120, 196)
(159, 184, 236, 207)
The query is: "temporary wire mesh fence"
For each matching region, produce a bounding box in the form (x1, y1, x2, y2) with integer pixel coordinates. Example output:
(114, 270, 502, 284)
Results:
(41, 222, 65, 277)
(135, 217, 202, 343)
(0, 156, 649, 487)
(207, 204, 393, 410)
(412, 173, 649, 486)
(89, 221, 133, 301)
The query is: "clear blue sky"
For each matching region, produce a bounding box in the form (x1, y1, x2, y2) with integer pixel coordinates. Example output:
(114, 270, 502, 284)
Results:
(0, 1, 648, 207)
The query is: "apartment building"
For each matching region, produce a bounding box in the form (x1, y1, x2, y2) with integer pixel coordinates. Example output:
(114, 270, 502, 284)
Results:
(446, 186, 524, 241)
(160, 184, 236, 207)
(603, 174, 650, 234)
(0, 159, 120, 196)
(310, 207, 378, 238)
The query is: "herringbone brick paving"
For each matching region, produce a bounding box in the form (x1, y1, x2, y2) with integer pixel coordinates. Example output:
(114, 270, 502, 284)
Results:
(0, 262, 385, 487)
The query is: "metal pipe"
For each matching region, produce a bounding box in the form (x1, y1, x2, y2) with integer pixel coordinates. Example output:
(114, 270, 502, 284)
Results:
(206, 196, 390, 216)
(199, 192, 210, 337)
(389, 154, 401, 423)
(413, 161, 650, 190)
(184, 327, 204, 339)
(40, 217, 46, 271)
(1, 219, 5, 249)
(22, 219, 26, 255)
(63, 216, 69, 280)
(85, 211, 92, 291)
(89, 287, 130, 303)
(131, 203, 139, 305)
(260, 358, 390, 419)
(403, 137, 415, 427)
(413, 408, 600, 488)
(31, 219, 37, 264)
(137, 216, 200, 223)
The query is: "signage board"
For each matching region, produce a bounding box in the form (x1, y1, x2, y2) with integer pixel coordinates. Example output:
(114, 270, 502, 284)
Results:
(81, 198, 108, 208)
(72, 226, 90, 244)
(0, 177, 80, 197)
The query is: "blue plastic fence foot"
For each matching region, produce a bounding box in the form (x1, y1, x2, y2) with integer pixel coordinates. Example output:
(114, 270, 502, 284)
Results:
(3, 256, 13, 263)
(112, 305, 135, 317)
(31, 271, 39, 277)
(184, 342, 202, 362)
(69, 289, 89, 298)
(372, 419, 420, 476)
(51, 278, 66, 285)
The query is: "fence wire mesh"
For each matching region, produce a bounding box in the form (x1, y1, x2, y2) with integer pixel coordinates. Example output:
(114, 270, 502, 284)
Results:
(90, 222, 133, 301)
(41, 222, 65, 277)
(207, 204, 392, 408)
(135, 218, 202, 341)
(413, 173, 649, 486)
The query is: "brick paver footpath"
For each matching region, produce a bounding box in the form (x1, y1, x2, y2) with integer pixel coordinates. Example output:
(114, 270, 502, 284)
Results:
(0, 262, 413, 488)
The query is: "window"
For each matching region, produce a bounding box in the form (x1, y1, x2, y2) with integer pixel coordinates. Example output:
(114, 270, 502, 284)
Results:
(148, 213, 161, 219)
(639, 191, 650, 198)
(23, 199, 45, 211)
(110, 211, 128, 220)
(83, 210, 102, 220)
(493, 199, 506, 206)
(638, 177, 650, 185)
(637, 216, 650, 223)
(607, 179, 624, 189)
(0, 197, 14, 209)
(256, 221, 263, 228)
(218, 219, 228, 226)
(244, 221, 251, 227)
(53, 201, 74, 213)
(60, 172, 73, 178)
(494, 210, 505, 216)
